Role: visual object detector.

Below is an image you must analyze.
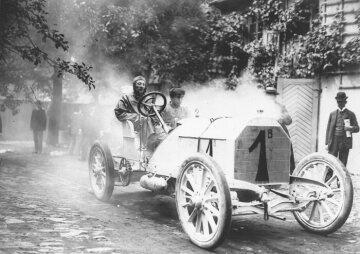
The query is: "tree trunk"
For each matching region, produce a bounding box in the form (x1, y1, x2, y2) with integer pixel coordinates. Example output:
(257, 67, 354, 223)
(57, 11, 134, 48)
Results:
(47, 67, 63, 146)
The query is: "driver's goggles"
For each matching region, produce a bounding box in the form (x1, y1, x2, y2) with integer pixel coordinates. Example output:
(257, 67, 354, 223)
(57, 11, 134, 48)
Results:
(136, 81, 146, 86)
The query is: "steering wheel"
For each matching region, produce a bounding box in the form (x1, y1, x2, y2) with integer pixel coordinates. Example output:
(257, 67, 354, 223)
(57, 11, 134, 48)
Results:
(137, 92, 167, 117)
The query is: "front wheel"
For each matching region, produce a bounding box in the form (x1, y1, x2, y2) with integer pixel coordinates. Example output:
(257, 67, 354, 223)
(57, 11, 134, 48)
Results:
(88, 142, 115, 201)
(175, 153, 232, 249)
(292, 153, 353, 234)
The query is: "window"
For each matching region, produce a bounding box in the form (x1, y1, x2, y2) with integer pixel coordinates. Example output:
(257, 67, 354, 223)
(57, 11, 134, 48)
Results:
(249, 16, 263, 41)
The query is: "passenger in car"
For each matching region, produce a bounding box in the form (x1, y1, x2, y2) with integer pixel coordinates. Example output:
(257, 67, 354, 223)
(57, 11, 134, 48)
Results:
(146, 88, 190, 153)
(162, 87, 190, 130)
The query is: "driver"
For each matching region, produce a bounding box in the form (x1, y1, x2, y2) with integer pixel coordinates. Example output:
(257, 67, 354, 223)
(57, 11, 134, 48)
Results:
(114, 76, 148, 132)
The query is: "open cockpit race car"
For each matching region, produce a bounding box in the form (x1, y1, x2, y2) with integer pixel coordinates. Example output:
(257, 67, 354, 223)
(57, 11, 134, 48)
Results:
(88, 92, 353, 250)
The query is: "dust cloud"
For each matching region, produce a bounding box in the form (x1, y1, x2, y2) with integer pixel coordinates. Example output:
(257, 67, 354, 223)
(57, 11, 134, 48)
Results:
(182, 73, 282, 121)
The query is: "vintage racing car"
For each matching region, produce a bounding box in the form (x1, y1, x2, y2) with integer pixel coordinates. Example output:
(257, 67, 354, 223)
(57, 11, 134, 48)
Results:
(88, 92, 353, 249)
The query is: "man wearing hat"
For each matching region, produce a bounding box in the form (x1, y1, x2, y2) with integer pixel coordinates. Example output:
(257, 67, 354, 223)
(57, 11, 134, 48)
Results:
(30, 100, 47, 154)
(326, 91, 359, 166)
(114, 76, 148, 132)
(162, 87, 190, 129)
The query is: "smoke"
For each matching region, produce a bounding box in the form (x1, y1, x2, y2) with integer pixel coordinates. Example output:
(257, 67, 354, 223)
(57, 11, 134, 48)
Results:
(182, 72, 283, 121)
(47, 1, 284, 138)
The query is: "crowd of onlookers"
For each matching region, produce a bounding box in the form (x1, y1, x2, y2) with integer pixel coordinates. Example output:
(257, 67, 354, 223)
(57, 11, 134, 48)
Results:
(67, 104, 103, 160)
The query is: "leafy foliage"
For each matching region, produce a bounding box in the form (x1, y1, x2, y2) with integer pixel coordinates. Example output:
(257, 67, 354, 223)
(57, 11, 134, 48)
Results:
(246, 0, 309, 34)
(84, 0, 248, 85)
(206, 11, 248, 78)
(0, 0, 94, 90)
(278, 15, 360, 78)
(241, 0, 360, 81)
(237, 0, 311, 87)
(244, 39, 277, 87)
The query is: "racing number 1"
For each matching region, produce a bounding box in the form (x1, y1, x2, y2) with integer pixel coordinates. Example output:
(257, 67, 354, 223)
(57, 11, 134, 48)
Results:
(248, 130, 269, 182)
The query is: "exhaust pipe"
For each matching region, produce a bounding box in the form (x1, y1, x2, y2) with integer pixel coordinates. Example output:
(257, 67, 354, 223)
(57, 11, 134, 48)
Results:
(140, 174, 167, 192)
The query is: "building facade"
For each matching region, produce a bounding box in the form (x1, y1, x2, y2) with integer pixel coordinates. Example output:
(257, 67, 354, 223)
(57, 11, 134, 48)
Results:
(211, 0, 360, 172)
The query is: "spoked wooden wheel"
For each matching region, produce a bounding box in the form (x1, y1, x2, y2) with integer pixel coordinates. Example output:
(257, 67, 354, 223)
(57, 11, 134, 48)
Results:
(116, 157, 132, 186)
(88, 142, 115, 201)
(292, 153, 353, 234)
(175, 154, 231, 249)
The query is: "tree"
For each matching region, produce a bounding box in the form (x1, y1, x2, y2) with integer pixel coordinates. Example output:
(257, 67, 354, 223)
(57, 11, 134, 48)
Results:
(0, 0, 94, 145)
(0, 0, 94, 87)
(84, 0, 248, 85)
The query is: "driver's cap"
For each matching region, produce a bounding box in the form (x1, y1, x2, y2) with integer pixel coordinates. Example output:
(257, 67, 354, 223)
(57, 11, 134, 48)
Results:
(133, 76, 146, 85)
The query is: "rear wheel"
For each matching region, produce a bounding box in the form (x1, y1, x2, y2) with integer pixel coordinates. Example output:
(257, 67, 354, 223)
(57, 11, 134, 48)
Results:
(88, 142, 115, 201)
(175, 153, 232, 249)
(292, 153, 353, 234)
(115, 157, 132, 186)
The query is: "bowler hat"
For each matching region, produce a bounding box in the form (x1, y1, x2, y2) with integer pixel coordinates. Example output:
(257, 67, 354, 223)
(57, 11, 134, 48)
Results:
(169, 88, 185, 98)
(335, 91, 348, 101)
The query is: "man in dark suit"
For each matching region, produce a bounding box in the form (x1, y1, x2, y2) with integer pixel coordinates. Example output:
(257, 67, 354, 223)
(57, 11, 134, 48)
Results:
(30, 101, 47, 154)
(326, 92, 359, 166)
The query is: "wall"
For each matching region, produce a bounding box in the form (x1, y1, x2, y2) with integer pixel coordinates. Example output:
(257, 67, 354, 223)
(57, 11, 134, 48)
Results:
(0, 101, 82, 143)
(0, 102, 34, 141)
(319, 73, 360, 173)
(320, 0, 360, 43)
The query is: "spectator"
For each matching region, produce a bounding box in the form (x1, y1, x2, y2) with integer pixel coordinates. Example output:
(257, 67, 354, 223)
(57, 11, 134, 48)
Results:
(0, 113, 2, 136)
(68, 106, 82, 155)
(30, 100, 47, 154)
(79, 104, 99, 161)
(326, 91, 359, 166)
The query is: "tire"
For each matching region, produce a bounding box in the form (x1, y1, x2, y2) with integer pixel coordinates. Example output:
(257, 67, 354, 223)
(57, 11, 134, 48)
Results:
(117, 158, 132, 186)
(292, 152, 353, 234)
(175, 153, 232, 249)
(88, 141, 115, 201)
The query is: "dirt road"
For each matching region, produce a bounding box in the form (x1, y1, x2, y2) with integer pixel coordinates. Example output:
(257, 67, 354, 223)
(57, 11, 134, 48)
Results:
(0, 141, 359, 253)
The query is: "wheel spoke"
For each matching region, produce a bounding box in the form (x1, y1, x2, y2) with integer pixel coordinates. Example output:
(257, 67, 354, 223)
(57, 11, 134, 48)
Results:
(202, 179, 215, 196)
(96, 176, 103, 189)
(332, 188, 341, 193)
(185, 173, 198, 193)
(195, 212, 202, 233)
(318, 203, 325, 224)
(326, 197, 342, 207)
(101, 175, 106, 189)
(181, 186, 194, 196)
(326, 174, 337, 185)
(180, 202, 192, 208)
(187, 209, 197, 223)
(195, 167, 205, 192)
(204, 209, 217, 232)
(204, 194, 219, 203)
(308, 201, 318, 222)
(320, 165, 330, 181)
(205, 203, 220, 217)
(320, 201, 335, 219)
(202, 213, 210, 236)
